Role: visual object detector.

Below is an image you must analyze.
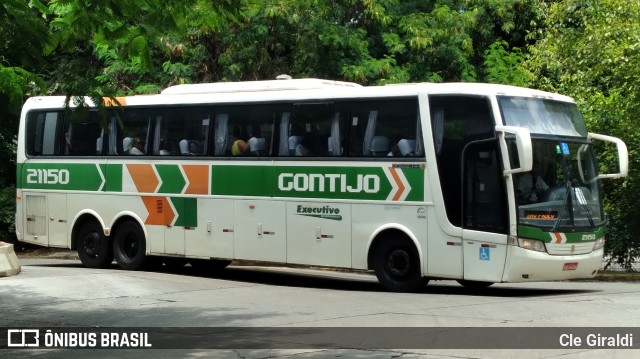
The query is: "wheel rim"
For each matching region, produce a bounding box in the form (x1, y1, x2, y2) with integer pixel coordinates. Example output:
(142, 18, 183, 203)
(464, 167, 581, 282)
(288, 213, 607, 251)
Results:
(122, 232, 140, 260)
(82, 231, 100, 257)
(387, 249, 411, 277)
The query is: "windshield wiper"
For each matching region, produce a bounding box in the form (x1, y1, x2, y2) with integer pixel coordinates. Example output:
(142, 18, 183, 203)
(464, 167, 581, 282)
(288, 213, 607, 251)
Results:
(572, 179, 595, 228)
(551, 179, 595, 231)
(551, 180, 572, 232)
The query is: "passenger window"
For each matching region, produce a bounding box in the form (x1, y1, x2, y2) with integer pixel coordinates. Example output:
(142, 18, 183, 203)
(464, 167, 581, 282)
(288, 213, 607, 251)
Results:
(153, 106, 211, 156)
(347, 98, 421, 157)
(213, 104, 282, 156)
(63, 112, 102, 156)
(112, 108, 154, 156)
(279, 103, 345, 157)
(26, 111, 63, 156)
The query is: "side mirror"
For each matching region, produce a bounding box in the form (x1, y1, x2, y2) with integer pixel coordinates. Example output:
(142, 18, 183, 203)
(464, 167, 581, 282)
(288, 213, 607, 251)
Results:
(495, 125, 533, 175)
(588, 132, 629, 179)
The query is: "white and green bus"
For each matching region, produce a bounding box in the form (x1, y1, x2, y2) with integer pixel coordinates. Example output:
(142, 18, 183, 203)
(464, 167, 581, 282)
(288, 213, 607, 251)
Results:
(16, 78, 628, 292)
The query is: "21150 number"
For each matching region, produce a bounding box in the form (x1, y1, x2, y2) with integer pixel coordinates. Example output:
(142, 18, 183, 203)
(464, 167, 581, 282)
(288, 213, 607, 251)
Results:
(26, 169, 70, 185)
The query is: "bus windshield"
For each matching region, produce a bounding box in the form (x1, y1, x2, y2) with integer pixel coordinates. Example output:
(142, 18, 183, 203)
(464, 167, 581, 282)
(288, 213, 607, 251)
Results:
(512, 139, 603, 231)
(499, 96, 588, 137)
(498, 96, 603, 231)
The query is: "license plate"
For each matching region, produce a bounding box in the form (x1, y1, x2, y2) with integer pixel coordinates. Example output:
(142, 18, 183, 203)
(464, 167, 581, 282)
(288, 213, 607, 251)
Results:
(563, 262, 578, 271)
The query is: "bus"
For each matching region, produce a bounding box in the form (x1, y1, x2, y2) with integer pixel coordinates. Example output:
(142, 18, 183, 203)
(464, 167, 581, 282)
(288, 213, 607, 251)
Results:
(15, 78, 628, 292)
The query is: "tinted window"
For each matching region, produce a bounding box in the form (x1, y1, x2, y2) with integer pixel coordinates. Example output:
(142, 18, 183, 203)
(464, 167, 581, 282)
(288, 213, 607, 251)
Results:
(63, 112, 102, 156)
(214, 104, 284, 156)
(26, 111, 64, 156)
(153, 106, 211, 156)
(430, 95, 503, 230)
(347, 98, 422, 157)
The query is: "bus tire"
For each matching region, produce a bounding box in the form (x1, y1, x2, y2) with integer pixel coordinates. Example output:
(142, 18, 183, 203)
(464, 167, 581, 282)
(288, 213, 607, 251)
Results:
(457, 280, 494, 290)
(373, 238, 423, 292)
(76, 220, 113, 268)
(113, 220, 147, 270)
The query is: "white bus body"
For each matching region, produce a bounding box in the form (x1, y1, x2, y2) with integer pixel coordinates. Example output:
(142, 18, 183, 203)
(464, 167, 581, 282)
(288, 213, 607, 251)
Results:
(15, 79, 628, 291)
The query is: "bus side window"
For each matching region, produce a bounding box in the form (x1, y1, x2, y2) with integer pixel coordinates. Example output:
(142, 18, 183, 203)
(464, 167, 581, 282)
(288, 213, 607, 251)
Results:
(347, 98, 419, 158)
(155, 106, 210, 156)
(26, 112, 64, 156)
(64, 112, 102, 156)
(214, 103, 283, 157)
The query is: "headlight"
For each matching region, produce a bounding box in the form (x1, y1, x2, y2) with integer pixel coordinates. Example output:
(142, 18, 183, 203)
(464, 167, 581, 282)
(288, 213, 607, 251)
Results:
(593, 237, 605, 250)
(517, 237, 547, 252)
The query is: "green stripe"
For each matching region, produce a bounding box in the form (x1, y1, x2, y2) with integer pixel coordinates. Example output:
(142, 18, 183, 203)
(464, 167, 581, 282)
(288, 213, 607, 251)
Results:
(211, 165, 273, 197)
(105, 164, 122, 192)
(21, 163, 104, 191)
(402, 167, 424, 201)
(209, 165, 425, 201)
(156, 165, 186, 194)
(19, 162, 426, 202)
(272, 166, 392, 200)
(171, 197, 197, 227)
(518, 225, 605, 243)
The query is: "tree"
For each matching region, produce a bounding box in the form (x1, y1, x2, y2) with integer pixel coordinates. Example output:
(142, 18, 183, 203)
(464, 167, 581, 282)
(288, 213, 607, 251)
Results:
(208, 0, 542, 85)
(0, 0, 242, 241)
(526, 0, 640, 269)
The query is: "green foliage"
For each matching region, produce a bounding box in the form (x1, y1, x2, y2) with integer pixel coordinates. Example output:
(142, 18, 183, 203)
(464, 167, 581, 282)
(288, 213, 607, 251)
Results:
(212, 0, 540, 84)
(0, 66, 44, 113)
(483, 40, 531, 86)
(0, 185, 16, 242)
(526, 0, 640, 268)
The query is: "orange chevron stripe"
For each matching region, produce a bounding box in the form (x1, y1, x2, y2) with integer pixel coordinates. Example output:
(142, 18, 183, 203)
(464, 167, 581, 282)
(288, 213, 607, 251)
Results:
(183, 165, 209, 195)
(142, 196, 175, 226)
(127, 164, 159, 193)
(389, 167, 406, 201)
(552, 232, 563, 243)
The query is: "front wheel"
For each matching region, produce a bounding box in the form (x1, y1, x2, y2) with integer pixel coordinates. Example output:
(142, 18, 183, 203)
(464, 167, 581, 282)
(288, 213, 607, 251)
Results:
(113, 220, 147, 270)
(373, 239, 423, 292)
(77, 220, 113, 268)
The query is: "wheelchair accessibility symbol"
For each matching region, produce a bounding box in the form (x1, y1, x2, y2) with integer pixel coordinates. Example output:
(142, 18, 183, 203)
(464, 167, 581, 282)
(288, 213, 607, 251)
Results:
(479, 247, 491, 261)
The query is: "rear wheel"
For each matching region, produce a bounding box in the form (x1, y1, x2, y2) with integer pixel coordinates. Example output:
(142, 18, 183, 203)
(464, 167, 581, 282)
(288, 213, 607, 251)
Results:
(113, 220, 147, 270)
(373, 238, 423, 292)
(76, 220, 113, 268)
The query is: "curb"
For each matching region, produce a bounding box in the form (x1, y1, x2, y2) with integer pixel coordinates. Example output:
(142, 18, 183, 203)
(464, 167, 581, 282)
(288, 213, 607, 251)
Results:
(0, 241, 21, 277)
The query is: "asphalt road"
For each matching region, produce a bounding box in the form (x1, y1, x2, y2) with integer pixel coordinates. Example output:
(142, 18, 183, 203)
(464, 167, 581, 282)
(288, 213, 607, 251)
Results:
(1, 257, 639, 358)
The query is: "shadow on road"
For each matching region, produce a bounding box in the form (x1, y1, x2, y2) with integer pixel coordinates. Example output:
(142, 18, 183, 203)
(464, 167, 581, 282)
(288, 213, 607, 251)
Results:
(24, 259, 602, 298)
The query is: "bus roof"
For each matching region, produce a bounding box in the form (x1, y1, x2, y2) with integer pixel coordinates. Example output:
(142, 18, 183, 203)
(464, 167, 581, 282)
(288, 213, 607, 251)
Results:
(161, 78, 362, 95)
(22, 79, 575, 110)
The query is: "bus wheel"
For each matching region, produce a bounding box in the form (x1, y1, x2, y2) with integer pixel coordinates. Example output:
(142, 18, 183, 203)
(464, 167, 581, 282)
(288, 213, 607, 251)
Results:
(457, 280, 494, 290)
(373, 239, 423, 292)
(77, 221, 113, 268)
(113, 220, 147, 270)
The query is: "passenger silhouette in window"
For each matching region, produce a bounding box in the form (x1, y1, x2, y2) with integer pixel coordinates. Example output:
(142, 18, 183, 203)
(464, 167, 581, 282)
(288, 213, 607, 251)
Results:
(231, 139, 249, 156)
(516, 161, 549, 203)
(130, 137, 145, 155)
